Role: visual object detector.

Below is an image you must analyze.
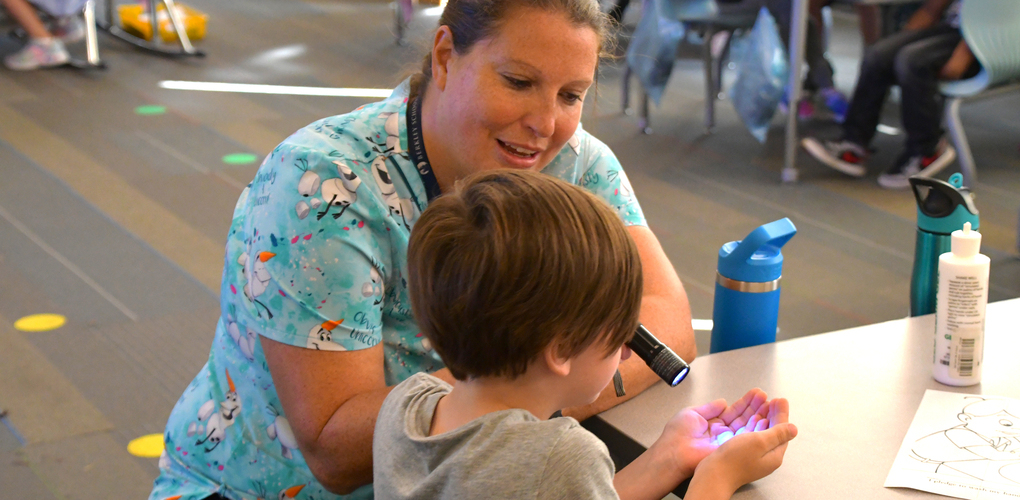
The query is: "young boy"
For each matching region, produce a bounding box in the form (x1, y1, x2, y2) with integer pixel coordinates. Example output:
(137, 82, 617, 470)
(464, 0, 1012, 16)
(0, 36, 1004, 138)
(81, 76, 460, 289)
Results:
(373, 169, 797, 500)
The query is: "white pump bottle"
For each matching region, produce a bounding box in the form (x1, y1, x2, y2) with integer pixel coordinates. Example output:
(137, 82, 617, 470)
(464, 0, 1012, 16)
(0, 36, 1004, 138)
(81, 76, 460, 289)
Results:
(933, 222, 990, 386)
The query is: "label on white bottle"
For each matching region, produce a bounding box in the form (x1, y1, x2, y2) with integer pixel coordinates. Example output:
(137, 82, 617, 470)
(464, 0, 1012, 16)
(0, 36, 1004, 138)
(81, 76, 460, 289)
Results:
(937, 274, 986, 380)
(949, 326, 981, 378)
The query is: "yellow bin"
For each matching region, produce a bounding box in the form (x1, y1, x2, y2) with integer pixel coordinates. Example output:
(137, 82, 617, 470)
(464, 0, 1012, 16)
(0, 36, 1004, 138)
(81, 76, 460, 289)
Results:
(118, 3, 207, 43)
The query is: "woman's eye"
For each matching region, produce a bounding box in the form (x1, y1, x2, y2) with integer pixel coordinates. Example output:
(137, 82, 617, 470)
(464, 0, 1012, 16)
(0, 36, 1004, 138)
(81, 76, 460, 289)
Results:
(561, 92, 583, 104)
(1001, 419, 1013, 427)
(504, 76, 530, 89)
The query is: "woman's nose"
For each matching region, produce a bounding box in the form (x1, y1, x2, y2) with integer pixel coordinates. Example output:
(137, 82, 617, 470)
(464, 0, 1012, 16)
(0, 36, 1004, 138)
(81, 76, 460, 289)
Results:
(620, 345, 632, 361)
(523, 95, 557, 138)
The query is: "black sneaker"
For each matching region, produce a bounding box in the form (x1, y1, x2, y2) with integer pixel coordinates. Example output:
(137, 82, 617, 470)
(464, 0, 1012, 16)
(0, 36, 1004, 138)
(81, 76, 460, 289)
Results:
(877, 140, 956, 190)
(801, 138, 869, 177)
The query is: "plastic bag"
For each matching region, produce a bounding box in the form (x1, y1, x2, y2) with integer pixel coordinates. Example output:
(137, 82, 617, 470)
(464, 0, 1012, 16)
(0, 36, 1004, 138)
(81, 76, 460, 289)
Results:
(626, 0, 686, 106)
(729, 7, 788, 143)
(28, 0, 86, 18)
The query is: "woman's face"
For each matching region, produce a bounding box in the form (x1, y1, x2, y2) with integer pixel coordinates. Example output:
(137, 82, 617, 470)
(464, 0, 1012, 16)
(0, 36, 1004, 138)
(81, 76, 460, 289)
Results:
(429, 7, 600, 181)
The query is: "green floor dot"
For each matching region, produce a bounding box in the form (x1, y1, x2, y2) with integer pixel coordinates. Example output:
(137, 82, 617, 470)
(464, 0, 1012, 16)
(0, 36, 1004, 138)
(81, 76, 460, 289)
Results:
(134, 105, 167, 116)
(222, 153, 258, 165)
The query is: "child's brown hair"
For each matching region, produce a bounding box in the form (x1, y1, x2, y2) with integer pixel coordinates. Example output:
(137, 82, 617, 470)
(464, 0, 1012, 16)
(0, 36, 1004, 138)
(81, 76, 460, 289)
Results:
(407, 169, 642, 380)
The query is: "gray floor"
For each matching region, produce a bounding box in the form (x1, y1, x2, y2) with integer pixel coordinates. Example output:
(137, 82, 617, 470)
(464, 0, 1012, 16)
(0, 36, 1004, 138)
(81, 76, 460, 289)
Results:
(0, 1, 1017, 498)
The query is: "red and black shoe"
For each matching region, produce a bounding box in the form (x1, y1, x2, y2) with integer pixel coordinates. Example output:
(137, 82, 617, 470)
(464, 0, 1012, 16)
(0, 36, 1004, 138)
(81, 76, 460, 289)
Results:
(878, 140, 957, 190)
(801, 138, 869, 177)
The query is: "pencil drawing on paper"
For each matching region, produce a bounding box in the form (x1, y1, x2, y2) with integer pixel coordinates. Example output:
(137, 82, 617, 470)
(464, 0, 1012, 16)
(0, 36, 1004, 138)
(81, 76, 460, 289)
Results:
(909, 396, 1020, 484)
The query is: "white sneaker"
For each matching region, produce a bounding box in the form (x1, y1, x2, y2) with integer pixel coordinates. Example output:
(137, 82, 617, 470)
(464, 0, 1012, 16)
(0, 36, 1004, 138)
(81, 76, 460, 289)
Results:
(877, 140, 957, 190)
(3, 38, 70, 70)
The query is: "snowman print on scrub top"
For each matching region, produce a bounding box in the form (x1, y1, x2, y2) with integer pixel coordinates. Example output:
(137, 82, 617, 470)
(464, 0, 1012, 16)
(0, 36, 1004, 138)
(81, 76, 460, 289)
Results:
(293, 158, 362, 222)
(306, 319, 346, 351)
(238, 250, 276, 319)
(187, 369, 241, 453)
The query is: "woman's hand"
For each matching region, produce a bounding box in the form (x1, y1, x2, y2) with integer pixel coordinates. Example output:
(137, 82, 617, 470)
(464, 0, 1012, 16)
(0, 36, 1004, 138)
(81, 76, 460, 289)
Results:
(563, 226, 696, 422)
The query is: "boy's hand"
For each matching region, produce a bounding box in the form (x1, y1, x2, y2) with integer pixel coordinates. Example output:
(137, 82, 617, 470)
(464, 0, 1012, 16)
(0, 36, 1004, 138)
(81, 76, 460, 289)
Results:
(694, 399, 797, 496)
(652, 388, 771, 479)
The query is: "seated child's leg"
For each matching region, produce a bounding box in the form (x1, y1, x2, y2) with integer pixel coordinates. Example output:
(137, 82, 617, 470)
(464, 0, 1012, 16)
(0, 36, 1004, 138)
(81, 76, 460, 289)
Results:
(842, 26, 944, 148)
(892, 27, 960, 158)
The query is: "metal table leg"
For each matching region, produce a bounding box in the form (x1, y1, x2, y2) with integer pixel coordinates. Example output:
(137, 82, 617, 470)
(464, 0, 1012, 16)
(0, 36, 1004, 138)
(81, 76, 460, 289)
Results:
(622, 64, 632, 115)
(702, 25, 717, 133)
(639, 88, 651, 135)
(781, 0, 809, 183)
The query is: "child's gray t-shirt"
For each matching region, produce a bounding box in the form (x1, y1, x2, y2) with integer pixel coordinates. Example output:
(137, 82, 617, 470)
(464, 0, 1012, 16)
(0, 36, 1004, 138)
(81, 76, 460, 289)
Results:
(373, 372, 620, 500)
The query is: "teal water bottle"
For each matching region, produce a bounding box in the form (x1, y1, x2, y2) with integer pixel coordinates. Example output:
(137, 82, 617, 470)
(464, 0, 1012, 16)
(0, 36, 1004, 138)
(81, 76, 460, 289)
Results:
(710, 218, 796, 353)
(909, 173, 979, 317)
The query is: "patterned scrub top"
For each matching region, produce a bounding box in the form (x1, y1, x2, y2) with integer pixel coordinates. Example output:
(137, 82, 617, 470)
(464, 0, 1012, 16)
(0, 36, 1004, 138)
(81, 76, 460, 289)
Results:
(149, 82, 647, 500)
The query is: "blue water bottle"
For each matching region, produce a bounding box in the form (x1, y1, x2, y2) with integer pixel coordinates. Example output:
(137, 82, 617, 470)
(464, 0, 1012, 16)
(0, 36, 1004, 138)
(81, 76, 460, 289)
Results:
(909, 173, 979, 317)
(711, 218, 797, 353)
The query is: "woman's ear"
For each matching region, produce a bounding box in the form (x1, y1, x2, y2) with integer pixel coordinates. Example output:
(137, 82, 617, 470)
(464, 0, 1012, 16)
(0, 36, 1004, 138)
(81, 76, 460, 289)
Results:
(542, 344, 572, 378)
(431, 26, 455, 92)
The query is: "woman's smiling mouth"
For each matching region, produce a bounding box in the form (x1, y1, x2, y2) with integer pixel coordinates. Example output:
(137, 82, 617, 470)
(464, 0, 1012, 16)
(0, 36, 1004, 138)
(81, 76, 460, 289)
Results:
(497, 139, 539, 158)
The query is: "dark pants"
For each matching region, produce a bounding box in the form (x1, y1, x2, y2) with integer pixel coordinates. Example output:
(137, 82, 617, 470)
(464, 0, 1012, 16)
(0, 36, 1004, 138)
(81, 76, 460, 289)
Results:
(842, 24, 961, 157)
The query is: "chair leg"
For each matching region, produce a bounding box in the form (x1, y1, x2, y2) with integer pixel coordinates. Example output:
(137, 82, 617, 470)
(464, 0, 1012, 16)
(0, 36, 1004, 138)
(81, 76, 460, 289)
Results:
(712, 30, 734, 100)
(703, 26, 717, 133)
(622, 64, 631, 115)
(639, 88, 651, 134)
(161, 0, 196, 53)
(944, 97, 976, 187)
(83, 0, 102, 67)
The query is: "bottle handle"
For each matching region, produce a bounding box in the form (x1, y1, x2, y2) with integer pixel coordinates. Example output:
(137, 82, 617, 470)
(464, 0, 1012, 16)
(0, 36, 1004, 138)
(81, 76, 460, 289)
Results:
(723, 218, 797, 265)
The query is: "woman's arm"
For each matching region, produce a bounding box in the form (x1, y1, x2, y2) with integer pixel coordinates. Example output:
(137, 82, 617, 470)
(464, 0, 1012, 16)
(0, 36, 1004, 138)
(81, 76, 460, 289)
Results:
(563, 225, 696, 420)
(262, 338, 454, 494)
(628, 224, 697, 362)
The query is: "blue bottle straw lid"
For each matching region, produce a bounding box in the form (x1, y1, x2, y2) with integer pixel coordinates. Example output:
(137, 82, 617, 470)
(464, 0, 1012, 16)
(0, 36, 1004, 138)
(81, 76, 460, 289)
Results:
(717, 218, 797, 283)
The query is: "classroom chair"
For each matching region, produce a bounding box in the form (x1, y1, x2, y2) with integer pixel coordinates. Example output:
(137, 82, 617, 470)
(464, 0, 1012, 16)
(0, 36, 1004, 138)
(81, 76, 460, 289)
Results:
(937, 0, 1020, 252)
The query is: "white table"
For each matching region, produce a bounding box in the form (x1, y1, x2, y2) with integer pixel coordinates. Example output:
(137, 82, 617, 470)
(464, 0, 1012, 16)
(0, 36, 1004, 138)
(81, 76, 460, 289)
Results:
(591, 298, 1020, 498)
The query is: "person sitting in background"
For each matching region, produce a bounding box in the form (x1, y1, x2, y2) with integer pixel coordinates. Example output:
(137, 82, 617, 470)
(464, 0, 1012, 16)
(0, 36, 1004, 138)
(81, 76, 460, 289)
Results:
(374, 168, 797, 500)
(1, 0, 83, 70)
(801, 0, 977, 189)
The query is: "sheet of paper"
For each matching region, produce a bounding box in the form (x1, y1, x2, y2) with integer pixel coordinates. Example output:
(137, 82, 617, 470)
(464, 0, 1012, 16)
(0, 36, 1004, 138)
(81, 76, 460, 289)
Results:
(885, 390, 1020, 499)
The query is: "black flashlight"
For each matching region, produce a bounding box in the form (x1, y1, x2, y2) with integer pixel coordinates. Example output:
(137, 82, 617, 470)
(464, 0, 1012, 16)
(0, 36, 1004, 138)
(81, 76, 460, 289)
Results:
(626, 324, 690, 387)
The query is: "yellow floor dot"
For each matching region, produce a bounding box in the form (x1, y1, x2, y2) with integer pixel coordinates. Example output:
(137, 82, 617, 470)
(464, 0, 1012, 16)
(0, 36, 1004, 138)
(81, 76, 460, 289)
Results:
(127, 433, 165, 458)
(13, 314, 66, 332)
